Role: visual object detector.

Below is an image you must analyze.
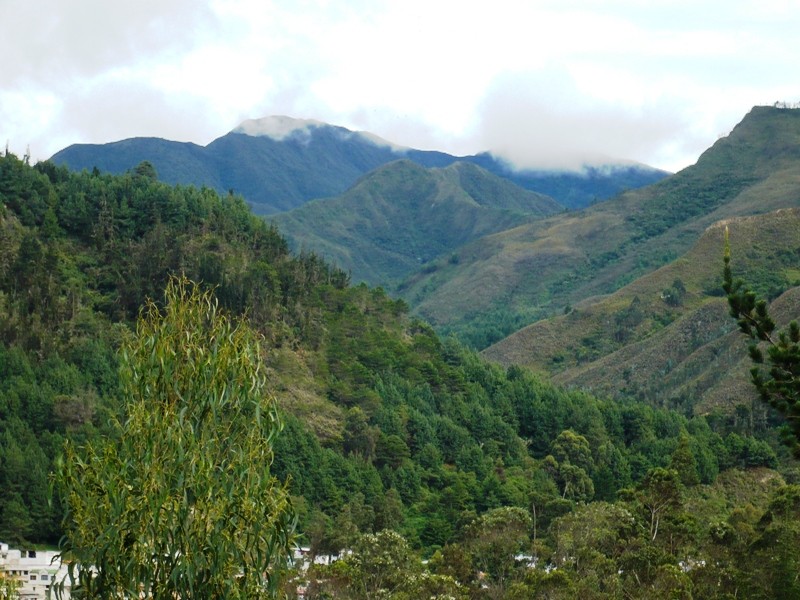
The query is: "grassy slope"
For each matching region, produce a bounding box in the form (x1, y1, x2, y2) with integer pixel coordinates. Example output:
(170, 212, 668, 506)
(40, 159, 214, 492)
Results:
(481, 207, 800, 414)
(401, 107, 800, 338)
(272, 160, 563, 285)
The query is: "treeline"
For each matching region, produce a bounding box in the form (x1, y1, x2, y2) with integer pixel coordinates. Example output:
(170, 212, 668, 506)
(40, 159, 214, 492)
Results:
(300, 475, 800, 599)
(272, 337, 782, 543)
(0, 152, 797, 598)
(0, 153, 347, 543)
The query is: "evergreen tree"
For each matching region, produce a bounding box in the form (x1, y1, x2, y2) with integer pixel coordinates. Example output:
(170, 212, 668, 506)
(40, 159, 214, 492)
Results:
(669, 435, 700, 487)
(723, 228, 800, 457)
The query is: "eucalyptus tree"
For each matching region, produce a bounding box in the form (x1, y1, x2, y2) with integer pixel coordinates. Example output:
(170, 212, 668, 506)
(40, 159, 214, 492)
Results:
(55, 278, 295, 599)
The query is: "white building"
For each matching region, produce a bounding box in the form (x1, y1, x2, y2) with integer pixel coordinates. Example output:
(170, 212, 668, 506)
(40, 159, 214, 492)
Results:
(0, 543, 71, 599)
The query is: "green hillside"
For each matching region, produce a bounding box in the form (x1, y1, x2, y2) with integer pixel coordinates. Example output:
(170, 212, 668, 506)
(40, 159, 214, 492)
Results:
(272, 160, 562, 285)
(0, 152, 733, 547)
(398, 106, 800, 348)
(2, 151, 799, 598)
(482, 209, 800, 416)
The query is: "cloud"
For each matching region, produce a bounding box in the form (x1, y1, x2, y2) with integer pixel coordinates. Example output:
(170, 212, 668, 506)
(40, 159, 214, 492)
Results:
(57, 80, 222, 151)
(0, 0, 218, 159)
(7, 78, 219, 162)
(0, 0, 213, 84)
(472, 68, 710, 172)
(3, 0, 799, 171)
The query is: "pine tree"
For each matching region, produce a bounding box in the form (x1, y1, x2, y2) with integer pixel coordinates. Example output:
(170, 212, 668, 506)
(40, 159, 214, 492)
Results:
(669, 434, 700, 486)
(723, 228, 800, 457)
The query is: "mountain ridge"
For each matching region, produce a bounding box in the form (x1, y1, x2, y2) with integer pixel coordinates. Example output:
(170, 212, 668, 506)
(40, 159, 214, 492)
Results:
(481, 207, 800, 415)
(272, 159, 563, 285)
(50, 117, 669, 213)
(399, 106, 800, 347)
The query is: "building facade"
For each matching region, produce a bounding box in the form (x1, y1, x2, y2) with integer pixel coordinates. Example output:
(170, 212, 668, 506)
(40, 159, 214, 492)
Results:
(0, 543, 71, 600)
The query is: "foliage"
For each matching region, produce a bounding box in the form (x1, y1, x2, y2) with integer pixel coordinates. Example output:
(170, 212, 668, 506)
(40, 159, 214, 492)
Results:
(52, 124, 662, 218)
(54, 278, 294, 599)
(0, 572, 21, 600)
(485, 207, 800, 420)
(412, 106, 800, 367)
(274, 160, 561, 286)
(1, 152, 798, 597)
(724, 228, 800, 457)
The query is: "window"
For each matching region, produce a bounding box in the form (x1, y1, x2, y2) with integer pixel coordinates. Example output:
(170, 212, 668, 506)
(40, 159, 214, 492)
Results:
(41, 574, 49, 581)
(30, 574, 37, 580)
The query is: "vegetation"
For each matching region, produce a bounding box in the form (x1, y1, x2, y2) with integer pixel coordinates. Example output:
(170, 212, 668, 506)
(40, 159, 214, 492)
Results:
(0, 148, 798, 598)
(724, 228, 800, 457)
(51, 121, 665, 215)
(273, 160, 561, 286)
(406, 106, 800, 349)
(303, 471, 800, 599)
(484, 208, 800, 418)
(54, 278, 294, 598)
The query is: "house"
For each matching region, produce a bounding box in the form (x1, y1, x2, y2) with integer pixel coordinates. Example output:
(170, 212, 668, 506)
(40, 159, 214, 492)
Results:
(0, 543, 71, 599)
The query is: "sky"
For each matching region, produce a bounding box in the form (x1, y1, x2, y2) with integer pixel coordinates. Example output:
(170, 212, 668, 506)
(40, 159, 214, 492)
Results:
(1, 0, 798, 173)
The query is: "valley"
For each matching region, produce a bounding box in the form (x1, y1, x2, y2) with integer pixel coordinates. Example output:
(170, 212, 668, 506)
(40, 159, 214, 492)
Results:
(1, 104, 798, 598)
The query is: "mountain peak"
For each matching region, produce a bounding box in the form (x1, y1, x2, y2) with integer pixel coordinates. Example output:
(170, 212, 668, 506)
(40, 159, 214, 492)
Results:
(231, 115, 406, 151)
(232, 116, 326, 141)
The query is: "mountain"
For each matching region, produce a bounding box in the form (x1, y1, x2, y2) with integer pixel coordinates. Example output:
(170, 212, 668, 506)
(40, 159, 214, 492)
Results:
(400, 106, 800, 348)
(0, 150, 752, 551)
(49, 118, 403, 214)
(482, 208, 800, 415)
(4, 152, 799, 597)
(271, 160, 563, 285)
(50, 116, 668, 214)
(457, 153, 669, 209)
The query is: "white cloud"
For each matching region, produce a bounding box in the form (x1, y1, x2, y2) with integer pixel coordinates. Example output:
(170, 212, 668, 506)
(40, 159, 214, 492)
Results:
(0, 0, 212, 83)
(471, 68, 693, 171)
(1, 0, 799, 170)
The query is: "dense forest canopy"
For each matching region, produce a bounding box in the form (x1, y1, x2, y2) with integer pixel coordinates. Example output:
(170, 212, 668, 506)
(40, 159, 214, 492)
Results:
(1, 152, 799, 598)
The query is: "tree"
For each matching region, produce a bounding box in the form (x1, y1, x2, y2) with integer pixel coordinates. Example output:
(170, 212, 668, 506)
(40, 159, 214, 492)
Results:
(546, 430, 596, 502)
(736, 484, 800, 600)
(342, 406, 377, 460)
(375, 487, 404, 532)
(464, 506, 532, 595)
(551, 429, 593, 473)
(744, 485, 800, 599)
(550, 502, 636, 590)
(54, 278, 295, 599)
(633, 468, 683, 542)
(558, 463, 595, 502)
(321, 530, 420, 599)
(132, 160, 158, 181)
(375, 433, 410, 469)
(723, 229, 800, 457)
(669, 434, 699, 487)
(0, 572, 21, 600)
(662, 278, 687, 307)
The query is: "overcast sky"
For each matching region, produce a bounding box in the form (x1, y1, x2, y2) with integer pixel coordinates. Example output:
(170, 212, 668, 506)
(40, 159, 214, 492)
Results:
(1, 0, 798, 172)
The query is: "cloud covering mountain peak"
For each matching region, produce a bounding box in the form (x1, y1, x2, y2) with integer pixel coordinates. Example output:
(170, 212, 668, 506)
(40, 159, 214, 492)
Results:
(233, 115, 406, 151)
(233, 116, 326, 140)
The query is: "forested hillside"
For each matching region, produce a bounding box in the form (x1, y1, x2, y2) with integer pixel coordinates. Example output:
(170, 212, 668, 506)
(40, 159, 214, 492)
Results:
(1, 152, 798, 598)
(272, 160, 562, 285)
